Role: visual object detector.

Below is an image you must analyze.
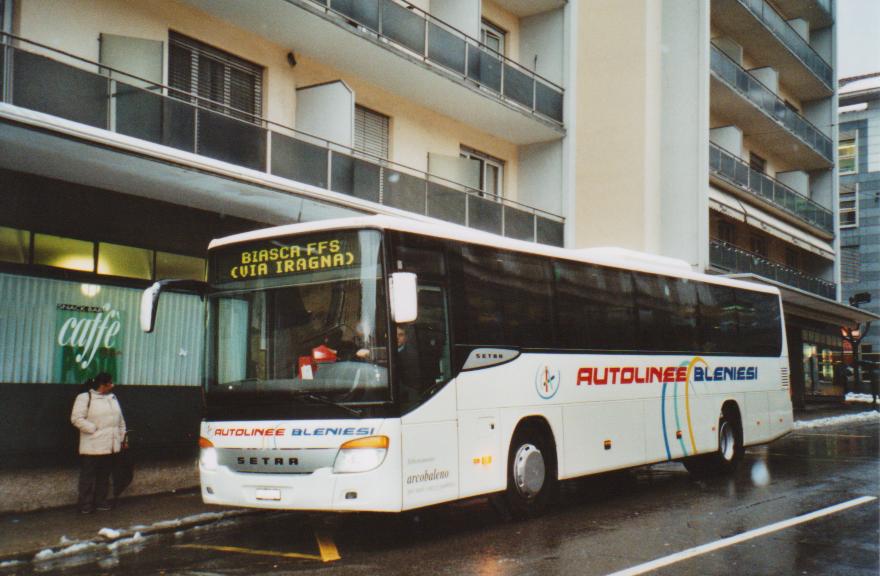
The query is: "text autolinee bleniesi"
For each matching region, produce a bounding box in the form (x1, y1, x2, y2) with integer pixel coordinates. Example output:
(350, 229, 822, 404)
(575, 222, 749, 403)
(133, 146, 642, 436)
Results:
(227, 239, 356, 280)
(576, 365, 758, 386)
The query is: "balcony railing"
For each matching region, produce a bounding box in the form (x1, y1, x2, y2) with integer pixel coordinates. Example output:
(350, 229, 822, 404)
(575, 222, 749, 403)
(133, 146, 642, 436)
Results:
(710, 239, 835, 299)
(297, 0, 564, 124)
(710, 45, 833, 162)
(732, 0, 832, 89)
(709, 143, 833, 233)
(0, 34, 564, 247)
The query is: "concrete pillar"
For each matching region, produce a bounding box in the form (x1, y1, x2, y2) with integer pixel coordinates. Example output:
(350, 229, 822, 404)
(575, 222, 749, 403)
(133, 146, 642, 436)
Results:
(777, 170, 809, 196)
(750, 67, 778, 94)
(787, 18, 809, 42)
(710, 126, 743, 157)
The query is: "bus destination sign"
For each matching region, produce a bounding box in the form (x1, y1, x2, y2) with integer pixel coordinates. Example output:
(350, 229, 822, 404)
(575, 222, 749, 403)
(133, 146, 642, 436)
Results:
(214, 234, 359, 283)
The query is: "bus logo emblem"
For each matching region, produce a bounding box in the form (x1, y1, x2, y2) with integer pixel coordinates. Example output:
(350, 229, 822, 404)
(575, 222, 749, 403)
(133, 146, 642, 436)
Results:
(536, 366, 560, 399)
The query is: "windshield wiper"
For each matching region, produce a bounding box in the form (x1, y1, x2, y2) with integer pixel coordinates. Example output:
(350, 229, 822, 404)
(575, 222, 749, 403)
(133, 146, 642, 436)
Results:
(291, 391, 363, 417)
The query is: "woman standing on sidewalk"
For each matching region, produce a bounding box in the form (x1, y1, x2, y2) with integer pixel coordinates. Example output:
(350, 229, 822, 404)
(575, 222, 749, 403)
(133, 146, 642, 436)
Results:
(70, 372, 127, 514)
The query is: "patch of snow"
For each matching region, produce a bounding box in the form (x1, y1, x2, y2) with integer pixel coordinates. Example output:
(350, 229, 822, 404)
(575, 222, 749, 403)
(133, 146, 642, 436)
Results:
(0, 560, 22, 568)
(107, 532, 144, 552)
(846, 392, 878, 404)
(98, 527, 122, 540)
(795, 411, 880, 429)
(24, 508, 250, 565)
(33, 541, 98, 561)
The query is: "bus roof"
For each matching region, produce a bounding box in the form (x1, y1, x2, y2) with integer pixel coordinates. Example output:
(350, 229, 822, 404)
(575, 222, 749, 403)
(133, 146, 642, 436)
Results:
(209, 215, 781, 296)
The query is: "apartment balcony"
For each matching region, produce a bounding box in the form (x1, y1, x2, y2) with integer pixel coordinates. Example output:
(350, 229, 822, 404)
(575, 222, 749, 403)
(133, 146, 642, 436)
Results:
(710, 45, 832, 170)
(709, 143, 833, 237)
(771, 0, 833, 30)
(180, 0, 564, 145)
(712, 0, 832, 99)
(710, 239, 835, 299)
(0, 35, 564, 246)
(491, 0, 565, 17)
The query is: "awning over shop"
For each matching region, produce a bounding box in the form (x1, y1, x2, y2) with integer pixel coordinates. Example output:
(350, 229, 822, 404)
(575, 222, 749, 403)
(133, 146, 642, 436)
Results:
(709, 187, 835, 260)
(726, 273, 880, 328)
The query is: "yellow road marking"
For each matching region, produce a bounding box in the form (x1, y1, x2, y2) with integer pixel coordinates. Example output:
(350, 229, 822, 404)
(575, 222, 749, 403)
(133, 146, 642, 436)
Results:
(175, 543, 322, 561)
(315, 531, 341, 562)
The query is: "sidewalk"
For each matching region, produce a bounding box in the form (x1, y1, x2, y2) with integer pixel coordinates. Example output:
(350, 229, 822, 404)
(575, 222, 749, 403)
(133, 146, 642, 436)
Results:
(794, 396, 879, 422)
(1, 402, 877, 567)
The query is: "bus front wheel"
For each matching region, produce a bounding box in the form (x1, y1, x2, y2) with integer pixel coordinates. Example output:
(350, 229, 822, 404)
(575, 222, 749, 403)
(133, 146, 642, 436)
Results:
(496, 424, 557, 519)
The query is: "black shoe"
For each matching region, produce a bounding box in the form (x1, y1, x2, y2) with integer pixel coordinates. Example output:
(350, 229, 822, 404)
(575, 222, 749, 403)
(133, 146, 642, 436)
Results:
(79, 508, 93, 515)
(95, 503, 113, 511)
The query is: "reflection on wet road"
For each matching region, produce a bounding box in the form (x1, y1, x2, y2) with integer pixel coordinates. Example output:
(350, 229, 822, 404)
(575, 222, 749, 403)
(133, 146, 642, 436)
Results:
(6, 420, 878, 576)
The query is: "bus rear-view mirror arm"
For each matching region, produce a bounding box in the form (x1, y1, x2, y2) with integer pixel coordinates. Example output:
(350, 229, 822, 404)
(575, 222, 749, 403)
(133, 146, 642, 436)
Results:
(389, 272, 418, 324)
(140, 279, 208, 333)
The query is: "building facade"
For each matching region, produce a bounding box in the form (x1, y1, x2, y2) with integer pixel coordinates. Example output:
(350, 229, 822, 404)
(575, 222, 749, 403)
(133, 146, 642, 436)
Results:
(0, 0, 875, 511)
(839, 74, 880, 382)
(653, 0, 878, 407)
(0, 0, 575, 510)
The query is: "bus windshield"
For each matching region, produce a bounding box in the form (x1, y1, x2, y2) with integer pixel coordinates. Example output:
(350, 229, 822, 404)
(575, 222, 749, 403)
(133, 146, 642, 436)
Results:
(206, 229, 390, 404)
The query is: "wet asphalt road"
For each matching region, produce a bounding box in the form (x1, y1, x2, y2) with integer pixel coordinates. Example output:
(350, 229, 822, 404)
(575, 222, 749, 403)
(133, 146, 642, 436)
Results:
(9, 419, 879, 576)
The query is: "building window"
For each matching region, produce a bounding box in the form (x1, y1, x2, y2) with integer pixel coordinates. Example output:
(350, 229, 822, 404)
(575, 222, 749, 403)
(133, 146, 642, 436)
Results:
(0, 226, 29, 264)
(169, 31, 264, 122)
(97, 243, 153, 280)
(841, 246, 860, 284)
(839, 133, 857, 174)
(354, 105, 390, 159)
(749, 152, 766, 174)
(840, 182, 858, 227)
(4, 227, 206, 282)
(33, 234, 95, 272)
(460, 146, 504, 199)
(717, 219, 736, 244)
(750, 235, 768, 257)
(481, 19, 506, 55)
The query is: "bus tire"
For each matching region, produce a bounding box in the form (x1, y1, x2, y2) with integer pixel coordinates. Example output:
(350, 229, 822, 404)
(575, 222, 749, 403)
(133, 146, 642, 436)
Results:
(684, 413, 743, 477)
(498, 423, 557, 519)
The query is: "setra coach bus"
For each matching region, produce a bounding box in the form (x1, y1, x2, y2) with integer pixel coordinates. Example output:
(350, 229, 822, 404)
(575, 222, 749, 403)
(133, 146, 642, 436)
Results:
(140, 215, 792, 517)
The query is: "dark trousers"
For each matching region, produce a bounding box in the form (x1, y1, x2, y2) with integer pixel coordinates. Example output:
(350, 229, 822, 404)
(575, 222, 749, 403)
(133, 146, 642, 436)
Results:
(78, 454, 114, 511)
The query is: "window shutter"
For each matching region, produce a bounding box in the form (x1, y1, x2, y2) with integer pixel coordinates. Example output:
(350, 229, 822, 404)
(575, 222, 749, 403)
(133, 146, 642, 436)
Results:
(168, 32, 263, 120)
(354, 105, 389, 159)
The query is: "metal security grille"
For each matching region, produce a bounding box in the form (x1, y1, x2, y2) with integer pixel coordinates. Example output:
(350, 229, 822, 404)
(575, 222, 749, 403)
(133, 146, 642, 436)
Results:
(168, 31, 263, 122)
(354, 105, 389, 159)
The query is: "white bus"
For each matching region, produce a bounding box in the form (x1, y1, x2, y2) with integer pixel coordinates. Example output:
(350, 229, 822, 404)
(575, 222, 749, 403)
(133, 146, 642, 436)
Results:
(141, 215, 792, 517)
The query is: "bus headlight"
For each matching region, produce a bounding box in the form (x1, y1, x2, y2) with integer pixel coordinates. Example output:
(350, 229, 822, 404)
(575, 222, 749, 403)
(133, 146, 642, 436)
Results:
(199, 437, 218, 471)
(333, 436, 389, 473)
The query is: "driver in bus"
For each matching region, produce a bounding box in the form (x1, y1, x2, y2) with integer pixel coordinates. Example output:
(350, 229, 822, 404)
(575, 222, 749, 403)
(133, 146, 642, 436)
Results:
(334, 322, 372, 362)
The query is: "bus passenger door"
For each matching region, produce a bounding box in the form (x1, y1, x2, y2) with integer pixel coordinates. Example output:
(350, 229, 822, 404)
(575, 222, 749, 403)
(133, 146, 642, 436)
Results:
(400, 284, 459, 510)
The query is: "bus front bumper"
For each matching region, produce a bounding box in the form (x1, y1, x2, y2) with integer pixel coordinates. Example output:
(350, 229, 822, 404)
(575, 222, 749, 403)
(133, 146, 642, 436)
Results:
(200, 464, 401, 512)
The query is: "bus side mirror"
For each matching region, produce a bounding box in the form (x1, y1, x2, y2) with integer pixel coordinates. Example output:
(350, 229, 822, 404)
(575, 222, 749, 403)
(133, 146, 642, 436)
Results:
(140, 282, 162, 333)
(140, 279, 208, 333)
(390, 272, 418, 324)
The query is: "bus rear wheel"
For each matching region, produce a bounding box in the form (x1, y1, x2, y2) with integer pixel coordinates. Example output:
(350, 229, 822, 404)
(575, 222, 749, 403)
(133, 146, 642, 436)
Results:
(684, 413, 743, 477)
(496, 424, 557, 519)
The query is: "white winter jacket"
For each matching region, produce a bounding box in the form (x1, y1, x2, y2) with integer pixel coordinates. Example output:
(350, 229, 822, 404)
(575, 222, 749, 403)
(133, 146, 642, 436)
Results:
(70, 391, 127, 455)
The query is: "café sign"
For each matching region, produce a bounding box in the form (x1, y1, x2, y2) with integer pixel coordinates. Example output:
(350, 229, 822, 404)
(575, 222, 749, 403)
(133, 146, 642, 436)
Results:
(54, 302, 123, 384)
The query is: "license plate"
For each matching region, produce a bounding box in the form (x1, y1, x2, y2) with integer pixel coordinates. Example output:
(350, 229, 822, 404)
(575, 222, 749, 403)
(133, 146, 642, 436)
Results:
(255, 488, 282, 501)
